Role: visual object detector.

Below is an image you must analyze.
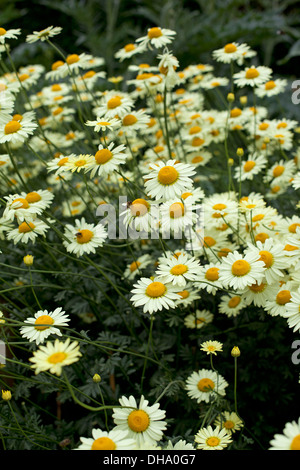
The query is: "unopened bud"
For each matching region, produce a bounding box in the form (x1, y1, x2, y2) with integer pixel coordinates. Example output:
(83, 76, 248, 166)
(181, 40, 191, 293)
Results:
(236, 148, 244, 157)
(231, 346, 240, 357)
(23, 255, 34, 266)
(228, 158, 234, 166)
(240, 96, 247, 105)
(227, 93, 235, 102)
(93, 373, 101, 383)
(2, 390, 12, 401)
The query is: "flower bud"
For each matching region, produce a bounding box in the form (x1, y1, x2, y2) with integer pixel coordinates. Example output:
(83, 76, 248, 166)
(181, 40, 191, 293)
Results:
(231, 346, 241, 357)
(2, 390, 12, 401)
(23, 255, 34, 266)
(93, 373, 101, 383)
(227, 92, 235, 102)
(236, 148, 244, 157)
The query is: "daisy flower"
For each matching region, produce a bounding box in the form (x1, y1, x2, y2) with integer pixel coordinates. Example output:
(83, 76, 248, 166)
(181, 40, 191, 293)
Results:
(26, 26, 62, 43)
(123, 254, 153, 280)
(121, 198, 155, 233)
(197, 262, 223, 295)
(165, 439, 195, 450)
(84, 117, 120, 133)
(94, 92, 133, 119)
(112, 395, 167, 447)
(154, 253, 202, 287)
(0, 112, 38, 144)
(195, 425, 233, 450)
(245, 238, 289, 284)
(29, 338, 82, 376)
(114, 42, 146, 61)
(242, 280, 279, 308)
(136, 27, 176, 50)
(64, 154, 94, 173)
(76, 428, 137, 450)
(218, 293, 246, 318)
(212, 42, 251, 63)
(84, 142, 127, 178)
(264, 281, 294, 317)
(6, 218, 50, 245)
(175, 284, 201, 307)
(264, 159, 296, 185)
(234, 153, 267, 181)
(159, 197, 199, 237)
(218, 250, 266, 290)
(233, 65, 272, 88)
(255, 78, 287, 98)
(282, 287, 300, 332)
(184, 309, 214, 329)
(20, 308, 70, 345)
(269, 417, 300, 450)
(185, 369, 228, 404)
(144, 159, 196, 201)
(47, 154, 73, 176)
(200, 340, 223, 356)
(214, 411, 244, 435)
(63, 217, 108, 257)
(0, 27, 21, 44)
(130, 277, 181, 314)
(3, 194, 45, 223)
(120, 110, 151, 134)
(19, 189, 54, 212)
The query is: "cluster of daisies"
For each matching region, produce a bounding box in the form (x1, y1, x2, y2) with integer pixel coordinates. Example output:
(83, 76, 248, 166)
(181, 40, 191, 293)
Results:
(0, 23, 300, 450)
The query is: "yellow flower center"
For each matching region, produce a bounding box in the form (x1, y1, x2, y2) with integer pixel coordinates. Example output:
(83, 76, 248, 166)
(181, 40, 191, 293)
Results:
(265, 80, 276, 90)
(128, 410, 150, 432)
(231, 259, 251, 276)
(52, 60, 64, 71)
(224, 43, 237, 53)
(25, 192, 41, 203)
(157, 166, 179, 185)
(276, 290, 291, 305)
(273, 165, 285, 177)
(245, 68, 260, 79)
(170, 264, 188, 276)
(218, 247, 232, 258)
(252, 213, 264, 222)
(191, 137, 205, 147)
(129, 261, 141, 272)
(203, 236, 216, 247)
(284, 244, 298, 251)
(259, 122, 269, 130)
(48, 352, 67, 364)
(130, 198, 149, 217)
(259, 250, 273, 268)
(224, 420, 234, 429)
(146, 281, 166, 298)
(58, 157, 69, 166)
(122, 114, 138, 126)
(75, 159, 87, 167)
(290, 434, 300, 450)
(124, 43, 136, 52)
(91, 437, 116, 450)
(212, 203, 227, 211)
(95, 149, 113, 164)
(189, 125, 202, 135)
(19, 73, 30, 82)
(255, 233, 269, 243)
(191, 156, 204, 164)
(181, 192, 193, 199)
(205, 267, 219, 281)
(66, 54, 80, 65)
(4, 120, 21, 134)
(228, 296, 241, 308)
(169, 202, 185, 218)
(230, 108, 242, 118)
(244, 161, 256, 172)
(289, 223, 300, 233)
(52, 106, 63, 116)
(13, 197, 29, 209)
(34, 315, 54, 331)
(249, 282, 266, 293)
(18, 222, 35, 233)
(178, 290, 189, 299)
(0, 28, 7, 35)
(147, 27, 163, 39)
(76, 229, 94, 244)
(206, 436, 220, 447)
(13, 114, 23, 122)
(107, 96, 122, 109)
(197, 378, 215, 392)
